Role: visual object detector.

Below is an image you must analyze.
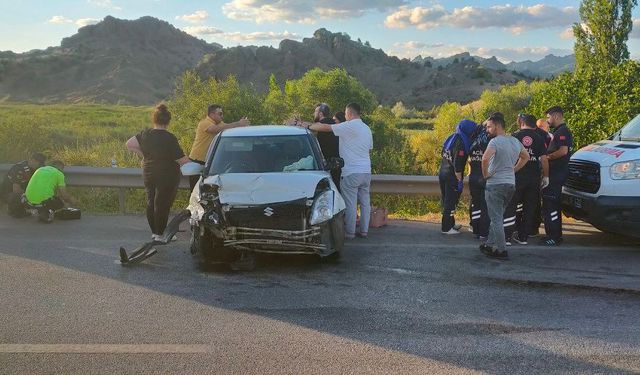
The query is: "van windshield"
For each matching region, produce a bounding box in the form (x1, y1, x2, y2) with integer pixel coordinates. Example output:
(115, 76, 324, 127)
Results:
(619, 114, 640, 141)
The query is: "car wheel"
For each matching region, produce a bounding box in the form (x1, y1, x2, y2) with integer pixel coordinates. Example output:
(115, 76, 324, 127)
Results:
(191, 225, 232, 263)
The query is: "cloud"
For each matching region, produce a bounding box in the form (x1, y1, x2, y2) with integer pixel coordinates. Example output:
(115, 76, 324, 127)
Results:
(384, 4, 578, 34)
(48, 16, 73, 24)
(88, 0, 122, 10)
(224, 31, 302, 41)
(631, 19, 640, 39)
(48, 16, 99, 27)
(182, 26, 224, 36)
(76, 18, 100, 27)
(222, 0, 406, 24)
(389, 42, 571, 62)
(176, 10, 209, 24)
(182, 26, 302, 42)
(560, 27, 574, 40)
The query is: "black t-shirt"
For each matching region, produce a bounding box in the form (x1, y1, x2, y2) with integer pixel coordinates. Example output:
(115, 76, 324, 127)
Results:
(548, 123, 573, 177)
(513, 128, 546, 182)
(2, 160, 34, 195)
(469, 128, 489, 177)
(440, 137, 467, 175)
(316, 118, 340, 159)
(534, 127, 552, 150)
(136, 129, 185, 178)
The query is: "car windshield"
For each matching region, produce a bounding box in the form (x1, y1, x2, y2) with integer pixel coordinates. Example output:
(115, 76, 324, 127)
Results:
(618, 114, 640, 141)
(208, 135, 319, 174)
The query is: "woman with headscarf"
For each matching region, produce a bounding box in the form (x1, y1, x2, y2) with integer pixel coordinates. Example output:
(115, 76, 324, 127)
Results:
(439, 119, 478, 234)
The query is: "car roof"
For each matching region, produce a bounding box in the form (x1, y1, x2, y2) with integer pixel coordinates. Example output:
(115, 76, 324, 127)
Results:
(220, 125, 309, 137)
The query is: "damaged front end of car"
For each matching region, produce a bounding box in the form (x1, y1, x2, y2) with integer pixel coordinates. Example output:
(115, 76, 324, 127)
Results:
(188, 173, 345, 260)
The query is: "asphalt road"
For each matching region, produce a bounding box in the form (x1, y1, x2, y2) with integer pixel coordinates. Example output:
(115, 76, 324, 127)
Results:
(1, 214, 640, 374)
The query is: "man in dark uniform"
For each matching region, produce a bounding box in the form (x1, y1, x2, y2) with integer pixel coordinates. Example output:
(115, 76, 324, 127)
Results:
(509, 114, 549, 245)
(541, 106, 573, 246)
(313, 103, 341, 189)
(439, 119, 477, 234)
(1, 152, 46, 217)
(468, 122, 490, 239)
(529, 118, 553, 236)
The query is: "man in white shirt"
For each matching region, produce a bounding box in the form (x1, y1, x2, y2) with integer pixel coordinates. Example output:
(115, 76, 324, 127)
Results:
(301, 103, 373, 239)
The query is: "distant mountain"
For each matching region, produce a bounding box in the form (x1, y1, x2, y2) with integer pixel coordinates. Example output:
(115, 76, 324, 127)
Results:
(195, 29, 528, 108)
(413, 53, 575, 78)
(0, 17, 541, 108)
(506, 54, 575, 78)
(0, 16, 221, 104)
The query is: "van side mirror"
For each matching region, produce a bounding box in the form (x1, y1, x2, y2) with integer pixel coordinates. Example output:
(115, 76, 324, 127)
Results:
(325, 157, 344, 171)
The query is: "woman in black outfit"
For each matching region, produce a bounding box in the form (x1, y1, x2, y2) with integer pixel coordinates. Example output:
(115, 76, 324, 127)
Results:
(126, 104, 189, 241)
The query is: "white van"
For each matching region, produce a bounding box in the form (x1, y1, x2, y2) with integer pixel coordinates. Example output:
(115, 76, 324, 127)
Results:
(562, 114, 640, 237)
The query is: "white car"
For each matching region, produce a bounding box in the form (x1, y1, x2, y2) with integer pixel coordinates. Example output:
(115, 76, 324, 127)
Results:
(562, 114, 640, 237)
(185, 125, 346, 268)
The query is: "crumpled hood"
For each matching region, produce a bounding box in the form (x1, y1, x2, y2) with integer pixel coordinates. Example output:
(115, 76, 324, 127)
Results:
(203, 172, 332, 205)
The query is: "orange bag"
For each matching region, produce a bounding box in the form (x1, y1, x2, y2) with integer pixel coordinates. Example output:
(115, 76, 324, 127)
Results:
(369, 206, 388, 228)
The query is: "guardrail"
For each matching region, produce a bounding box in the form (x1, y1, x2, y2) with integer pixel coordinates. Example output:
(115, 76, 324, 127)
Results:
(1, 164, 456, 214)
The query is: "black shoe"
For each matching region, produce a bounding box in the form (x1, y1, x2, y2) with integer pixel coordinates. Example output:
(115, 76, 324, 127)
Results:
(479, 243, 492, 255)
(512, 236, 528, 245)
(486, 249, 509, 260)
(38, 209, 54, 223)
(540, 237, 563, 246)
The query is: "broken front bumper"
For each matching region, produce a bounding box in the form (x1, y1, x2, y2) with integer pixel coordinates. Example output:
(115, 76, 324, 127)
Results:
(222, 226, 326, 254)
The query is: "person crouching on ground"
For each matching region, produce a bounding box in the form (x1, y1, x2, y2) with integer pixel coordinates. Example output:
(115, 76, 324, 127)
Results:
(126, 104, 189, 242)
(24, 160, 78, 223)
(439, 119, 478, 234)
(2, 152, 46, 217)
(480, 113, 529, 259)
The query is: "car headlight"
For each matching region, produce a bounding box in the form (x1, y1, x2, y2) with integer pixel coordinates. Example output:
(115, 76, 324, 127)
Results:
(309, 190, 334, 225)
(610, 159, 640, 180)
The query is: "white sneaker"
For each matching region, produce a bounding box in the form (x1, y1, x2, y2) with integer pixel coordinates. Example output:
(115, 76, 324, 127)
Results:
(505, 241, 512, 246)
(441, 228, 461, 235)
(453, 224, 462, 231)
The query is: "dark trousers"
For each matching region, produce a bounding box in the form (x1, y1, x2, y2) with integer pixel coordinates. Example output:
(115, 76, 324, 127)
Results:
(505, 179, 541, 241)
(439, 171, 461, 232)
(542, 179, 564, 240)
(469, 176, 489, 237)
(144, 173, 179, 236)
(531, 190, 543, 235)
(36, 196, 65, 220)
(6, 192, 27, 217)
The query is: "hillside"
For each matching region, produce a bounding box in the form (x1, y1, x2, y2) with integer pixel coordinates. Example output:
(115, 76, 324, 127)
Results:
(0, 16, 220, 104)
(1, 17, 538, 108)
(195, 29, 528, 108)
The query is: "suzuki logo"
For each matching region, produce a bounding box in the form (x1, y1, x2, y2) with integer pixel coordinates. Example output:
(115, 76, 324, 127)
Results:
(263, 207, 274, 217)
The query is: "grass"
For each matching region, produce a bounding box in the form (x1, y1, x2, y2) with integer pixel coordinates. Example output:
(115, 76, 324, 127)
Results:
(1, 102, 452, 217)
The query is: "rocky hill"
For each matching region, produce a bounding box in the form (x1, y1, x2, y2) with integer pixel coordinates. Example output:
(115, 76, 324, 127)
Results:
(195, 29, 529, 109)
(414, 53, 575, 79)
(0, 16, 220, 104)
(0, 17, 542, 108)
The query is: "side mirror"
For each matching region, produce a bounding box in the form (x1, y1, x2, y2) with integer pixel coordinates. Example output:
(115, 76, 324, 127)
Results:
(325, 157, 344, 171)
(181, 162, 204, 176)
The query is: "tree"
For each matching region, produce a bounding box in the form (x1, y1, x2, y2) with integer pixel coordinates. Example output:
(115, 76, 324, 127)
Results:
(574, 0, 638, 72)
(263, 74, 289, 123)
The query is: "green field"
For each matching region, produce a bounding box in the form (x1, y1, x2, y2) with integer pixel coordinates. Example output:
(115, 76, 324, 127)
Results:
(0, 103, 458, 218)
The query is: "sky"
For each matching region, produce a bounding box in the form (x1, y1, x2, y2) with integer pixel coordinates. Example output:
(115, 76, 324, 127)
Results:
(1, 0, 639, 63)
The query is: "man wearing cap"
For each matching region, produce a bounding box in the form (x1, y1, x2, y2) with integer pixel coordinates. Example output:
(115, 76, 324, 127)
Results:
(508, 114, 549, 245)
(541, 106, 573, 246)
(188, 104, 250, 190)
